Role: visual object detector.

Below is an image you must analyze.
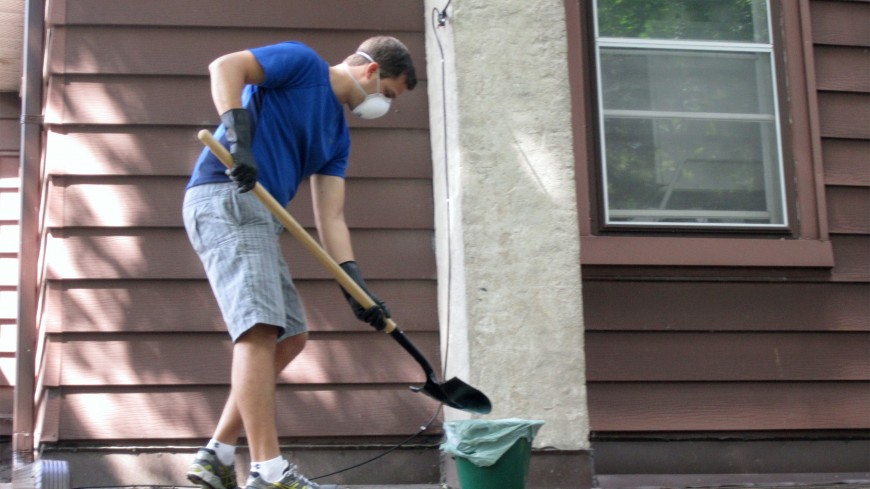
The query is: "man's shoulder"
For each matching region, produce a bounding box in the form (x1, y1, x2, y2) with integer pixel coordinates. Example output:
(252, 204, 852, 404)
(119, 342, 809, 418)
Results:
(252, 41, 320, 60)
(249, 41, 327, 87)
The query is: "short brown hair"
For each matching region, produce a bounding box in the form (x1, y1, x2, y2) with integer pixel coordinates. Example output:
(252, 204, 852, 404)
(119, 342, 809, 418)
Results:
(345, 36, 417, 90)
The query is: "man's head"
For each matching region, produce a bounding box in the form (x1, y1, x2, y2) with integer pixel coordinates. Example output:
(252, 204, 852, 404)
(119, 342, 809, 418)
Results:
(344, 36, 417, 90)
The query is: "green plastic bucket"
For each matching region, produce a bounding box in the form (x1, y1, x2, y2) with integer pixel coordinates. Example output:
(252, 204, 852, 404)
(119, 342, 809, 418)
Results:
(453, 437, 532, 489)
(441, 419, 544, 489)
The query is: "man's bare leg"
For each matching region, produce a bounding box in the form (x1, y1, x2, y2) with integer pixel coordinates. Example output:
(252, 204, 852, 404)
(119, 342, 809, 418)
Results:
(230, 324, 287, 462)
(212, 332, 308, 445)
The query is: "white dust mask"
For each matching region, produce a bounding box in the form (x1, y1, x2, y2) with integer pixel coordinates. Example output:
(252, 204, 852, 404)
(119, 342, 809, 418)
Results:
(344, 52, 391, 119)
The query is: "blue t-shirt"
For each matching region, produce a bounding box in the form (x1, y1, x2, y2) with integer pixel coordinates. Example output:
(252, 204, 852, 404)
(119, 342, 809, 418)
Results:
(187, 42, 350, 206)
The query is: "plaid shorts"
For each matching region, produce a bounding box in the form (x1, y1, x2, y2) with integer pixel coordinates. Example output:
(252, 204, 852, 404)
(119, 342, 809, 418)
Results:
(182, 182, 307, 342)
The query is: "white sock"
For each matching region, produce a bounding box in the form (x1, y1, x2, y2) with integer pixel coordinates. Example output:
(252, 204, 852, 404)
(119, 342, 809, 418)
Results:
(206, 438, 236, 466)
(251, 456, 288, 482)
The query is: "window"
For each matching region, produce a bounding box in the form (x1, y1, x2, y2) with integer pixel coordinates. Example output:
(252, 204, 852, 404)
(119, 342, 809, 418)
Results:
(566, 0, 834, 266)
(592, 0, 787, 229)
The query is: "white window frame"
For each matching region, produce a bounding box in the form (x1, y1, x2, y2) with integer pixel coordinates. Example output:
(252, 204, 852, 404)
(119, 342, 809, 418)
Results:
(592, 0, 790, 229)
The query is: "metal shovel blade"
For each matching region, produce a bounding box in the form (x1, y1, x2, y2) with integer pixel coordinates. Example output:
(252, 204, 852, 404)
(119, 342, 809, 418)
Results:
(390, 329, 492, 414)
(414, 376, 493, 415)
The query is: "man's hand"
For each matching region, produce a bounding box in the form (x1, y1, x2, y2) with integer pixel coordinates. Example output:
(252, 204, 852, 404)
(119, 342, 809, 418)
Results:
(339, 261, 391, 331)
(220, 108, 258, 193)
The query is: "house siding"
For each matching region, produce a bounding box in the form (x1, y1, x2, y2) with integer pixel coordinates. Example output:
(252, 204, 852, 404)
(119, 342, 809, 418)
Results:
(578, 0, 870, 476)
(30, 0, 438, 485)
(9, 0, 867, 485)
(0, 91, 20, 438)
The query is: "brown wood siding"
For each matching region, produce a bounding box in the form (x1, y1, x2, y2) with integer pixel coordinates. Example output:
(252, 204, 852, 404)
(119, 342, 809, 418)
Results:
(46, 177, 433, 229)
(43, 280, 436, 334)
(45, 127, 431, 178)
(36, 0, 433, 446)
(44, 74, 428, 128)
(823, 138, 870, 185)
(573, 0, 870, 472)
(588, 382, 870, 431)
(584, 281, 870, 332)
(814, 1, 870, 335)
(42, 332, 441, 388)
(49, 387, 439, 442)
(587, 332, 870, 381)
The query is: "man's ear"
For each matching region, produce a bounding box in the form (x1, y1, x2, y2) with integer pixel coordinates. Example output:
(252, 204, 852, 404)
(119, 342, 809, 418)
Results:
(365, 61, 380, 79)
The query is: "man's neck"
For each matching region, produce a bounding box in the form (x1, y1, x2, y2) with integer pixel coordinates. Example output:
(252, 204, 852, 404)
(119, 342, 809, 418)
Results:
(329, 63, 360, 106)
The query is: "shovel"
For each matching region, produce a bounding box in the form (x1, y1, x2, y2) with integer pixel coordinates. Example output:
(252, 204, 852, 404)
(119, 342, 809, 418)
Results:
(198, 130, 492, 415)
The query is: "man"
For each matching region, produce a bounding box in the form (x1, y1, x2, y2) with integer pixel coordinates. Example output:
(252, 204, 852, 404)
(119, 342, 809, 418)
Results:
(182, 36, 416, 489)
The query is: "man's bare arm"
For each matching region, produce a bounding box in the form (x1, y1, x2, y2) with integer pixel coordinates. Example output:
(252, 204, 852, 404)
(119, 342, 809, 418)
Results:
(209, 50, 265, 114)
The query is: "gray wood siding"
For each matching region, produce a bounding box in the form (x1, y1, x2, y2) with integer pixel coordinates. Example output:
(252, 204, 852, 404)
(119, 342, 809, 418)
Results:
(35, 0, 435, 446)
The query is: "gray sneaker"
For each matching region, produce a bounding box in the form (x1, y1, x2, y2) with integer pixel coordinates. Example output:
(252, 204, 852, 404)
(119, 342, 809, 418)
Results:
(187, 448, 239, 489)
(245, 463, 336, 489)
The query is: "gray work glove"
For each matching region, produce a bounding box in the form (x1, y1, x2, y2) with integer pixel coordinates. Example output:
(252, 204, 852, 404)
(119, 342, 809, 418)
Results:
(220, 108, 258, 193)
(339, 261, 391, 331)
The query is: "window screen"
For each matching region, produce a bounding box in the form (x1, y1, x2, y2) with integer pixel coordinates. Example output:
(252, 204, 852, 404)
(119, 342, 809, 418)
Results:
(593, 0, 787, 228)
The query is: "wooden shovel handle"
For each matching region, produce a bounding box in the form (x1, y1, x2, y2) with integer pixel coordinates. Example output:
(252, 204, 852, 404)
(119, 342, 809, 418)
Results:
(197, 129, 398, 334)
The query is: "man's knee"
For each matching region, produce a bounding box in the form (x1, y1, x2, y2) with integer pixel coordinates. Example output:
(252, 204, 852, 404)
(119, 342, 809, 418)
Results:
(276, 332, 307, 365)
(237, 323, 281, 344)
(282, 332, 308, 348)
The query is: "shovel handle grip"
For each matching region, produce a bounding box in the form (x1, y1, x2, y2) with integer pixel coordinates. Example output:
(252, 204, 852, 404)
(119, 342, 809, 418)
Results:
(198, 129, 398, 334)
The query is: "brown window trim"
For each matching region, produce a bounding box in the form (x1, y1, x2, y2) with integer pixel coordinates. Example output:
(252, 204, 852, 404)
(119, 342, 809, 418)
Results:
(566, 0, 834, 267)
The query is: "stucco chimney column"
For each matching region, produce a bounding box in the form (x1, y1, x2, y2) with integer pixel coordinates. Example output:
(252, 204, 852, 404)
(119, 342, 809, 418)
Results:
(425, 0, 589, 452)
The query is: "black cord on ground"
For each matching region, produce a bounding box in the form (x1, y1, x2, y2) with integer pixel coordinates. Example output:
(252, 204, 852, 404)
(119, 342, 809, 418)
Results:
(311, 403, 444, 481)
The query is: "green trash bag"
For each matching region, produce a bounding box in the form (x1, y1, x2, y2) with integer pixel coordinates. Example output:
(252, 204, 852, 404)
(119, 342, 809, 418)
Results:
(441, 418, 545, 467)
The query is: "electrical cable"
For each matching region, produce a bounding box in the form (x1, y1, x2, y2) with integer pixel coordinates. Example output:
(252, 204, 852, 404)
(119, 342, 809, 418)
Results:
(311, 403, 444, 481)
(72, 404, 442, 488)
(437, 0, 452, 27)
(432, 0, 453, 382)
